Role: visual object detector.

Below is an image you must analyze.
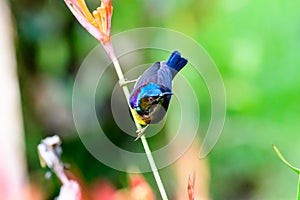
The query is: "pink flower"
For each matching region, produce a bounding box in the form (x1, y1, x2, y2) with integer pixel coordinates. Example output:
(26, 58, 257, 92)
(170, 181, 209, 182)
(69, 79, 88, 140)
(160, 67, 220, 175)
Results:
(64, 0, 112, 43)
(129, 174, 155, 200)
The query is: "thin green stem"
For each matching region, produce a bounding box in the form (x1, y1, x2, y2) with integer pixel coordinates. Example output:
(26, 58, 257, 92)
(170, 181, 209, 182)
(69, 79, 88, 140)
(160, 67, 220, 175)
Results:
(272, 144, 300, 173)
(103, 42, 168, 200)
(272, 144, 300, 200)
(297, 174, 300, 200)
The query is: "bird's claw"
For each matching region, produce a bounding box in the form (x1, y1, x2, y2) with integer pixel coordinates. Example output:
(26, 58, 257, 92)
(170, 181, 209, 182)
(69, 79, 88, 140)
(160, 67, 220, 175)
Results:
(134, 125, 149, 141)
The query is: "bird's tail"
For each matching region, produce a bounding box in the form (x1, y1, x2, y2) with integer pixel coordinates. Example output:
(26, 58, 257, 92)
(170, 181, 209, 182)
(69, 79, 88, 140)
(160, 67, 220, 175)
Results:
(166, 51, 188, 73)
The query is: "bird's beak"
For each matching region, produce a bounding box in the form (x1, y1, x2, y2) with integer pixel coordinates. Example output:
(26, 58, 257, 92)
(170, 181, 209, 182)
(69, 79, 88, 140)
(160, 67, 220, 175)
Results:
(159, 92, 173, 97)
(153, 92, 173, 104)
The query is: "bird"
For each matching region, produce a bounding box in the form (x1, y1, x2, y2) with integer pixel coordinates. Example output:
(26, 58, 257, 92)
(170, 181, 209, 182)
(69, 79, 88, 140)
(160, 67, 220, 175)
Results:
(128, 51, 188, 138)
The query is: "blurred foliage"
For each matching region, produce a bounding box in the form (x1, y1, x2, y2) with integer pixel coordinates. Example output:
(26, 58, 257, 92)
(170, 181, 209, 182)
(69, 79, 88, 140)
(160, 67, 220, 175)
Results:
(10, 0, 300, 199)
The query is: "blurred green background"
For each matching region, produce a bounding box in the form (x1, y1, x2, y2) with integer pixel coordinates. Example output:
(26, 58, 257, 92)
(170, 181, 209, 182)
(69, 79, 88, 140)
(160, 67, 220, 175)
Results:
(10, 0, 300, 199)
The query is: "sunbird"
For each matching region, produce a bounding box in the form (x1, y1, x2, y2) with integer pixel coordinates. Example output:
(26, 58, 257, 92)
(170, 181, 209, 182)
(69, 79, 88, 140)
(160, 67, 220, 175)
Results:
(129, 51, 188, 137)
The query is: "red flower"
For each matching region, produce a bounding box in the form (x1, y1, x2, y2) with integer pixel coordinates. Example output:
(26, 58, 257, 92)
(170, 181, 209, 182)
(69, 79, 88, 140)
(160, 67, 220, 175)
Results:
(187, 176, 195, 200)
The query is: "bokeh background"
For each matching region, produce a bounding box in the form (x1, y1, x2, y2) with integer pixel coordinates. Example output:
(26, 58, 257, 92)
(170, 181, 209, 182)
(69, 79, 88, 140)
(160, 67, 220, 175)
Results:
(3, 0, 300, 199)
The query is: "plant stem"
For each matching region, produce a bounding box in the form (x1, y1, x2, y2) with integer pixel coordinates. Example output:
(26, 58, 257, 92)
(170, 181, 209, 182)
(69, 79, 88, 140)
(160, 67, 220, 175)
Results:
(297, 174, 300, 200)
(272, 145, 300, 173)
(103, 42, 168, 200)
(272, 145, 300, 200)
(141, 135, 169, 200)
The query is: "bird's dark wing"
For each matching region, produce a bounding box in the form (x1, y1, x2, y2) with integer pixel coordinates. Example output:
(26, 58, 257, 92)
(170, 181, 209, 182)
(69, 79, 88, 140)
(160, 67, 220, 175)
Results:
(131, 62, 160, 96)
(136, 62, 160, 86)
(157, 62, 173, 91)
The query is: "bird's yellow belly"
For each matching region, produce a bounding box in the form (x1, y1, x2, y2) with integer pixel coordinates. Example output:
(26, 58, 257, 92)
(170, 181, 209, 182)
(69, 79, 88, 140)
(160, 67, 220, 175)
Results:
(132, 109, 147, 126)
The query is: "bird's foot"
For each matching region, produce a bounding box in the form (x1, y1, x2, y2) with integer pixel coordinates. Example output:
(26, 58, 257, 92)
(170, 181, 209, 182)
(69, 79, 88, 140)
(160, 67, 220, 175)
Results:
(119, 79, 138, 87)
(134, 125, 149, 141)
